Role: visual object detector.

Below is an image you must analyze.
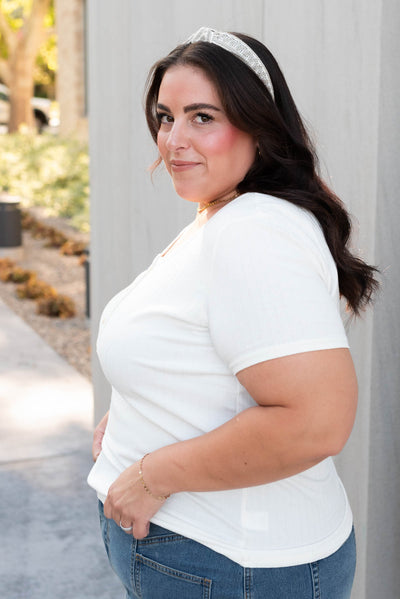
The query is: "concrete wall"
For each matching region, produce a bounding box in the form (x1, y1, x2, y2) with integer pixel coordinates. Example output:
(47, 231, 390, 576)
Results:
(367, 0, 400, 595)
(87, 2, 400, 596)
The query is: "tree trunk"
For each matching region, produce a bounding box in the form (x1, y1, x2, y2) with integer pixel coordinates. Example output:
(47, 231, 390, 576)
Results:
(6, 0, 51, 133)
(8, 43, 36, 132)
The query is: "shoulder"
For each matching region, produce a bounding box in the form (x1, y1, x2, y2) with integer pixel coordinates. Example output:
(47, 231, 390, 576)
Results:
(205, 193, 347, 372)
(203, 191, 332, 266)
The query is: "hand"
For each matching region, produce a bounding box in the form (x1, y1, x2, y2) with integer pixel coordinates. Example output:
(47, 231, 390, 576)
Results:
(92, 411, 109, 462)
(103, 460, 167, 539)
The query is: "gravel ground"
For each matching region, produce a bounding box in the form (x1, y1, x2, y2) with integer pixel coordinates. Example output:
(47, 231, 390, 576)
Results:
(0, 213, 91, 380)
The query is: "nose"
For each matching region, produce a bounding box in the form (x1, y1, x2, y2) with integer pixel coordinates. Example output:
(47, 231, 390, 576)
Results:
(165, 119, 190, 152)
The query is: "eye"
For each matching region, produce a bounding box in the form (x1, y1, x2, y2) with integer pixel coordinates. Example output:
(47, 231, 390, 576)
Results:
(157, 112, 173, 125)
(194, 112, 214, 124)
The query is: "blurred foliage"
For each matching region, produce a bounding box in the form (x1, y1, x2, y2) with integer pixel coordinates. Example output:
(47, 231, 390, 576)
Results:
(34, 34, 57, 98)
(16, 277, 56, 300)
(37, 293, 76, 318)
(34, 1, 56, 97)
(0, 0, 32, 30)
(0, 255, 77, 320)
(0, 133, 89, 232)
(21, 211, 88, 253)
(0, 0, 57, 98)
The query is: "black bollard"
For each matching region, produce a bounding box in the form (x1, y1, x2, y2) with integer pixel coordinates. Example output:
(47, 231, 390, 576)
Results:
(0, 195, 22, 248)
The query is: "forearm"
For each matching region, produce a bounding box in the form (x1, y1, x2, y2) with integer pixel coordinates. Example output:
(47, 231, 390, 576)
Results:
(145, 404, 331, 497)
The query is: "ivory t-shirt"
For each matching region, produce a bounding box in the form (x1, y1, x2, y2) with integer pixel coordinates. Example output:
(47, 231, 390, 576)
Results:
(88, 192, 352, 567)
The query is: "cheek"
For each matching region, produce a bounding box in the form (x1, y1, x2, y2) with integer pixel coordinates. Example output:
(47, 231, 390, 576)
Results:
(203, 126, 241, 155)
(204, 128, 255, 173)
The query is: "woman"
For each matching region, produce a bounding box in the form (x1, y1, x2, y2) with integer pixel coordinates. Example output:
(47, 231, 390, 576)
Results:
(88, 27, 378, 598)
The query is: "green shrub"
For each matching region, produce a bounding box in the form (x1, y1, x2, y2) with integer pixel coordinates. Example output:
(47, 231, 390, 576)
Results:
(0, 133, 89, 232)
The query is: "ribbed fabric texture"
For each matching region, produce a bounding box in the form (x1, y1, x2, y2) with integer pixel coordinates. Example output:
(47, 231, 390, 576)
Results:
(88, 193, 352, 566)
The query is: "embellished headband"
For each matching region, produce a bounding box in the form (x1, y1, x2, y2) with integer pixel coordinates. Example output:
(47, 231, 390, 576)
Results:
(186, 27, 275, 100)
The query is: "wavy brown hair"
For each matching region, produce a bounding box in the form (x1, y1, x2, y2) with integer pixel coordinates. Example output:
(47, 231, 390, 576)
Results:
(145, 33, 379, 315)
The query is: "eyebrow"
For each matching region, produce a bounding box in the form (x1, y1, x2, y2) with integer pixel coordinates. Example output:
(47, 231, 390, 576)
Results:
(157, 102, 222, 113)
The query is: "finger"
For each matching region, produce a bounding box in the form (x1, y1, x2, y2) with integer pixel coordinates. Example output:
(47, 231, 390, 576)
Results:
(119, 519, 134, 534)
(92, 443, 101, 462)
(92, 432, 104, 461)
(103, 497, 112, 520)
(132, 519, 150, 540)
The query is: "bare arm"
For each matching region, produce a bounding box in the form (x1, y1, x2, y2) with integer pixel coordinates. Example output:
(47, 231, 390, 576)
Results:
(104, 347, 357, 537)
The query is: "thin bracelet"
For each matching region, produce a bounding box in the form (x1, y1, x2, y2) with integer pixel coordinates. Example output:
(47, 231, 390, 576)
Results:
(139, 454, 170, 501)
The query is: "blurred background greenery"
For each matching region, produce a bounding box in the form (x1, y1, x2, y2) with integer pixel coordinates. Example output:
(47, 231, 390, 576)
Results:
(0, 0, 89, 232)
(0, 0, 57, 99)
(0, 133, 89, 231)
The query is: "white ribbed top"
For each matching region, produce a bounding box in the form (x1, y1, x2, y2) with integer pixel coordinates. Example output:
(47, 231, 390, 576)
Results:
(88, 192, 352, 567)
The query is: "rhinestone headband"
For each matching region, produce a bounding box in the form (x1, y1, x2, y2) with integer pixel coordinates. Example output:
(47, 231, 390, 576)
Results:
(186, 27, 275, 100)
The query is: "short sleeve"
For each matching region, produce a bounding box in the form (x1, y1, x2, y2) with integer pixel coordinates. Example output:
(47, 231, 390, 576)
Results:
(207, 210, 349, 374)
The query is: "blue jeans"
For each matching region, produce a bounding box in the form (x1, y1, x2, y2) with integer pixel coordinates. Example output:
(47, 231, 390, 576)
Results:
(98, 501, 356, 598)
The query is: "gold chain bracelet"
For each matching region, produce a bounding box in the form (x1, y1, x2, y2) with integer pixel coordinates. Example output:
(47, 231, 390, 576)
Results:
(139, 454, 170, 501)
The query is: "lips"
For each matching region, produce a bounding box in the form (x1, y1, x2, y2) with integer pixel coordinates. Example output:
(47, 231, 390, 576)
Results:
(170, 160, 200, 172)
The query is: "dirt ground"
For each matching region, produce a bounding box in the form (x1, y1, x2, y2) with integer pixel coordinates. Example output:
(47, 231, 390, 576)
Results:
(0, 210, 91, 380)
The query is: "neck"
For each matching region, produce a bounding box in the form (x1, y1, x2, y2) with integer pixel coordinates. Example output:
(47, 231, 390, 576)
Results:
(197, 191, 239, 215)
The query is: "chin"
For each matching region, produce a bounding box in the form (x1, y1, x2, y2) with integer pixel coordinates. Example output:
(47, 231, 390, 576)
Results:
(173, 187, 202, 203)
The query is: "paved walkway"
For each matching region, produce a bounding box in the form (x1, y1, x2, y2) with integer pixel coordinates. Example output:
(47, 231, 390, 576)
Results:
(0, 299, 121, 598)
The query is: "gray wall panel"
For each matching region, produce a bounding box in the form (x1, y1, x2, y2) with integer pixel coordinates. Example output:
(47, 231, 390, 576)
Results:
(367, 0, 400, 595)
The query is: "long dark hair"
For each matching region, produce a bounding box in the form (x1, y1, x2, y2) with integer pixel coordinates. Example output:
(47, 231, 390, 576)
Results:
(145, 33, 379, 315)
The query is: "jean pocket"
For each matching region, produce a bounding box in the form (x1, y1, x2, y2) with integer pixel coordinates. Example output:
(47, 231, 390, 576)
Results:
(135, 553, 212, 599)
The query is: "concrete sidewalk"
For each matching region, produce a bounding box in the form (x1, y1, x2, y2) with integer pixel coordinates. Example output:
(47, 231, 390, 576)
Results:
(0, 299, 121, 598)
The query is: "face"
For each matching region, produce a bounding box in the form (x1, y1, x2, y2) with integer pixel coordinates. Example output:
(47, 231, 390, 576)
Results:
(156, 65, 257, 206)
